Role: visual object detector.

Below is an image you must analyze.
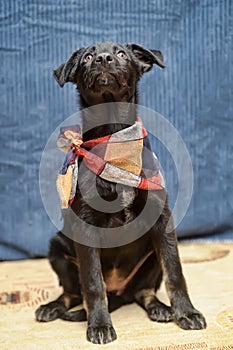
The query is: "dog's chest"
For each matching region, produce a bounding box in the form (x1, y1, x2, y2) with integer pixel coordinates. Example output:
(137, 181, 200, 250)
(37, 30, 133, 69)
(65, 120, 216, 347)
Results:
(121, 189, 136, 221)
(101, 242, 153, 295)
(77, 169, 137, 221)
(105, 268, 135, 295)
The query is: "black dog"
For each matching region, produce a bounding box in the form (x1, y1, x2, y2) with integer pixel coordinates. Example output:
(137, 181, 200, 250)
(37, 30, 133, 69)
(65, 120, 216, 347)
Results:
(36, 42, 206, 344)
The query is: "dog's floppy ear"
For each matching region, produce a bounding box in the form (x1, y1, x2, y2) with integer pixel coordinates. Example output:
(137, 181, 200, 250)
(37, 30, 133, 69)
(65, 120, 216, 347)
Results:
(53, 48, 86, 87)
(125, 43, 165, 72)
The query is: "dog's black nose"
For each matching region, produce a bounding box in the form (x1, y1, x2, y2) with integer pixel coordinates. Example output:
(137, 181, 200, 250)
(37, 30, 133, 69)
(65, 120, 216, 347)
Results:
(96, 52, 113, 64)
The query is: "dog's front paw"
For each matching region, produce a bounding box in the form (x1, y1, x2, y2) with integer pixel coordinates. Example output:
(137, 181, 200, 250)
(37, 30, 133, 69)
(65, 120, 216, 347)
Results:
(35, 301, 66, 322)
(87, 324, 117, 344)
(174, 309, 207, 330)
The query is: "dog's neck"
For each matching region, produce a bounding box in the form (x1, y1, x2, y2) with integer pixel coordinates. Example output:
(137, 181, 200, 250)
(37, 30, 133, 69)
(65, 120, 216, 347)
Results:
(79, 92, 139, 141)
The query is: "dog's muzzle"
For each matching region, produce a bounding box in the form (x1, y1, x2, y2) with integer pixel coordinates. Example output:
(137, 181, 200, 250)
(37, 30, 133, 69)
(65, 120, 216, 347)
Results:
(95, 72, 118, 86)
(88, 71, 127, 89)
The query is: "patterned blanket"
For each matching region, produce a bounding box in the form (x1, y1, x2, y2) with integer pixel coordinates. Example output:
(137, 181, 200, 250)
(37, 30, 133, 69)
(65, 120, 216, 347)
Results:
(56, 118, 165, 209)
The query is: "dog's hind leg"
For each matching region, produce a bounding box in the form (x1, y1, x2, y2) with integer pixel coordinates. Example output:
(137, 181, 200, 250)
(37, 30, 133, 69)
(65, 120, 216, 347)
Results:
(135, 288, 173, 322)
(35, 233, 82, 322)
(60, 293, 125, 322)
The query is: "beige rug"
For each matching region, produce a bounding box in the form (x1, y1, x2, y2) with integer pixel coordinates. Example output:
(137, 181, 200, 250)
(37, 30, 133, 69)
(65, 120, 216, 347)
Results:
(0, 243, 233, 350)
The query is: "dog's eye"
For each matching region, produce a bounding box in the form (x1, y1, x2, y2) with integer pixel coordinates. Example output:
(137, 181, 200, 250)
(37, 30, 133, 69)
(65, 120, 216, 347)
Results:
(117, 51, 127, 60)
(84, 54, 93, 63)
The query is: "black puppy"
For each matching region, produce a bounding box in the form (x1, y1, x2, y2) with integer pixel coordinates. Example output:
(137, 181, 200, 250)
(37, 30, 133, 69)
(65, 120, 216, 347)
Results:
(36, 42, 206, 344)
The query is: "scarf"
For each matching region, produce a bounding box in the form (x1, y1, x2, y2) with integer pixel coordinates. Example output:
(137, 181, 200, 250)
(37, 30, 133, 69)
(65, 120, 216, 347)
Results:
(56, 118, 165, 209)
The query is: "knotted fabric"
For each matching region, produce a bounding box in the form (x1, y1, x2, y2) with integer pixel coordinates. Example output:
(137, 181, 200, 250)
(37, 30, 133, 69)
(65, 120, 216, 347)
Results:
(56, 118, 165, 209)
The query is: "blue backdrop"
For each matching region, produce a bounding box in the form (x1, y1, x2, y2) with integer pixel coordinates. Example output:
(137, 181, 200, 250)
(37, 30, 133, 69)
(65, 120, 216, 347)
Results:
(0, 0, 232, 260)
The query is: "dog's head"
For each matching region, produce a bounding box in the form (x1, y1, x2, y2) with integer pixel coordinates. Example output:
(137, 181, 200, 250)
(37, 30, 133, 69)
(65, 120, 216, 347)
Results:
(53, 42, 165, 105)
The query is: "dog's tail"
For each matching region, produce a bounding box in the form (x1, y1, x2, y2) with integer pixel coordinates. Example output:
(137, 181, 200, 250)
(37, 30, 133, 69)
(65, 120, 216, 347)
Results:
(60, 308, 87, 322)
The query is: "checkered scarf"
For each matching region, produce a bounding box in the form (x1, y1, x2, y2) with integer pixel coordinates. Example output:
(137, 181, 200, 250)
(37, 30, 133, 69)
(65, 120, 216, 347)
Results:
(56, 118, 165, 209)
